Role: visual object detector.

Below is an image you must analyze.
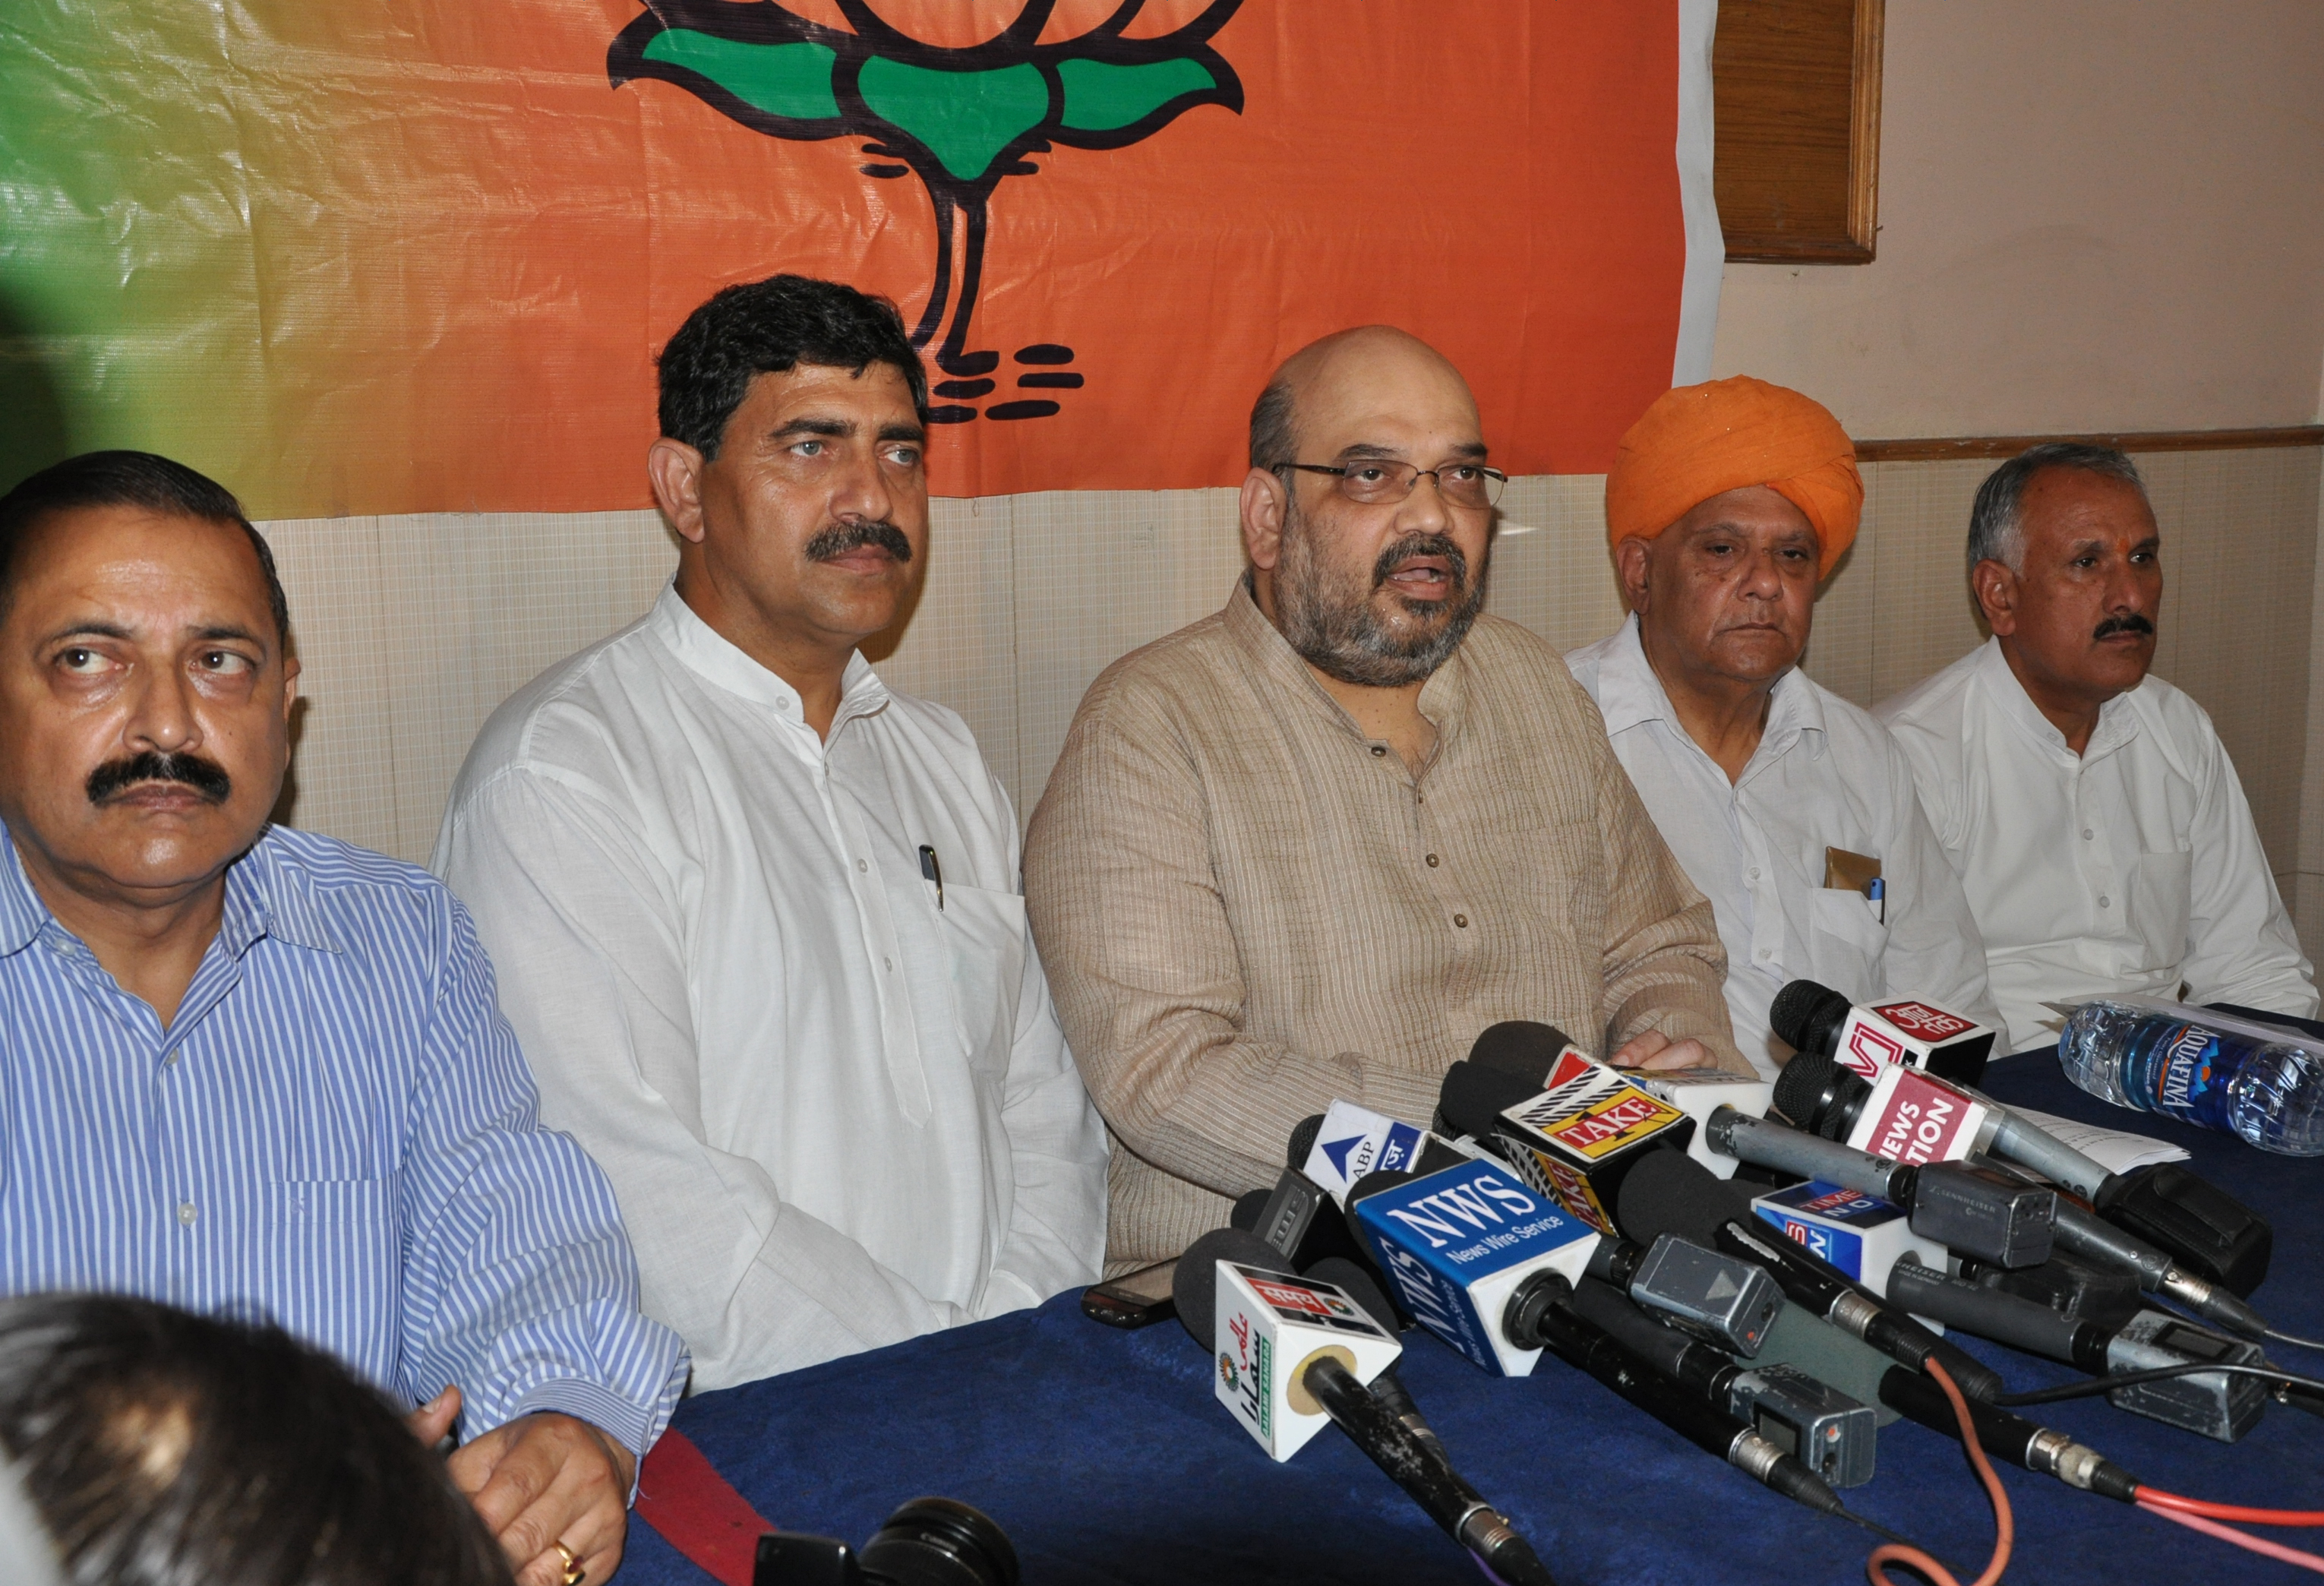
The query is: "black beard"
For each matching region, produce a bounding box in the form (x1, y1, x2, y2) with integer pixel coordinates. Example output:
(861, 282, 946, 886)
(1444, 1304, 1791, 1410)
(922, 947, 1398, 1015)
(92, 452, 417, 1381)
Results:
(804, 520, 914, 564)
(86, 750, 232, 805)
(1273, 516, 1489, 687)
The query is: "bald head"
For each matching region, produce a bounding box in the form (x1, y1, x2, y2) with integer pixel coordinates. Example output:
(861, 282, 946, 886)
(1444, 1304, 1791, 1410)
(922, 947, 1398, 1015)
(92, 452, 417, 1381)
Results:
(1249, 327, 1480, 471)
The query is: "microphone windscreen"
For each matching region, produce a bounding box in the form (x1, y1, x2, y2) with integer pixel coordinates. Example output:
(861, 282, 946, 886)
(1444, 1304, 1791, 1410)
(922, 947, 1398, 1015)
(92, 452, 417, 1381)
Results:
(1437, 1060, 1539, 1139)
(1757, 1302, 1896, 1413)
(1173, 1228, 1290, 1351)
(1304, 1256, 1402, 1335)
(1287, 1114, 1327, 1169)
(1342, 1167, 1419, 1244)
(1768, 979, 1849, 1053)
(1467, 1021, 1577, 1086)
(1615, 1146, 1757, 1249)
(1230, 1187, 1274, 1233)
(1772, 1051, 1839, 1132)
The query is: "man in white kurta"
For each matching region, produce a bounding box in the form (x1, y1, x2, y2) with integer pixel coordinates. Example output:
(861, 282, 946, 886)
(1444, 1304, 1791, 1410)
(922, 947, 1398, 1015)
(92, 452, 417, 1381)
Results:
(1570, 617, 1997, 1077)
(1877, 443, 2316, 1053)
(1572, 377, 1996, 1076)
(434, 275, 1106, 1389)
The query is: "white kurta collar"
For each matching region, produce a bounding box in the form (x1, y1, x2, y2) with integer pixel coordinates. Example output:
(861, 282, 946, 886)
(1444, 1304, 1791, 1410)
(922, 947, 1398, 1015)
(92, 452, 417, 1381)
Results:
(1594, 613, 1825, 774)
(1973, 634, 2139, 763)
(646, 582, 889, 730)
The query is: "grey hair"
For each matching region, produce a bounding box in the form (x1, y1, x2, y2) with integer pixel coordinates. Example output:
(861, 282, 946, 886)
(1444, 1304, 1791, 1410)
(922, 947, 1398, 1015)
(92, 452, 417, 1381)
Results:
(1249, 377, 1297, 471)
(1967, 442, 2146, 571)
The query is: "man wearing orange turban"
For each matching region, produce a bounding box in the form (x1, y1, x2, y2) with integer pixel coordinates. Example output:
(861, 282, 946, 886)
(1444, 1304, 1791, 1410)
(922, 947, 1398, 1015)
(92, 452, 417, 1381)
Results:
(1567, 377, 1999, 1075)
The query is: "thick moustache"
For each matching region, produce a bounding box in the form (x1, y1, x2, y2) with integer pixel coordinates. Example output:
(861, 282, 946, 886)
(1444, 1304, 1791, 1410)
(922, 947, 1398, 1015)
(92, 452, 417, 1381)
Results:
(2092, 613, 2155, 640)
(804, 520, 914, 567)
(85, 751, 232, 806)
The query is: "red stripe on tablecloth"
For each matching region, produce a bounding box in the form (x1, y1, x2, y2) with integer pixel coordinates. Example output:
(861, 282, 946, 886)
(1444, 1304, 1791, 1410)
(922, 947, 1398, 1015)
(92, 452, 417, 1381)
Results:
(635, 1427, 772, 1586)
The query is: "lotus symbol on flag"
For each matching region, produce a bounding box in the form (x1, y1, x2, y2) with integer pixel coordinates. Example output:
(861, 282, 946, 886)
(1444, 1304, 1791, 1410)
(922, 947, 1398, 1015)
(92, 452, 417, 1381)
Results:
(611, 0, 1244, 422)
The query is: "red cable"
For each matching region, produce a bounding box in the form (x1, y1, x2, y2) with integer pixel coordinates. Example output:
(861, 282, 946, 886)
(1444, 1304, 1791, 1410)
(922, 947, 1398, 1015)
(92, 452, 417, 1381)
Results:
(2138, 1499, 2324, 1574)
(2136, 1488, 2324, 1528)
(1866, 1359, 2014, 1586)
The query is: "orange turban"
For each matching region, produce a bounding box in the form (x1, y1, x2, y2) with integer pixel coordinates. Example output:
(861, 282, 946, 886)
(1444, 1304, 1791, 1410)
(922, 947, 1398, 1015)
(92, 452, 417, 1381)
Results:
(1605, 376, 1864, 577)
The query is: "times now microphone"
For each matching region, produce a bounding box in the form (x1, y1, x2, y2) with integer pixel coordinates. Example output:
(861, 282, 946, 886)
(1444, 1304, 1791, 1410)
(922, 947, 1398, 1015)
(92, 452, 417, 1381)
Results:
(1344, 1156, 1599, 1376)
(1770, 979, 1997, 1085)
(1776, 1048, 2274, 1301)
(1173, 1231, 1557, 1586)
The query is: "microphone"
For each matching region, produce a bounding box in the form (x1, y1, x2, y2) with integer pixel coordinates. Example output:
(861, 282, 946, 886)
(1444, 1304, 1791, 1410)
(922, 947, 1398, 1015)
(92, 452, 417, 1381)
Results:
(1770, 978, 1997, 1084)
(1777, 1048, 2272, 1297)
(1614, 1149, 2006, 1401)
(1588, 1233, 1782, 1357)
(1525, 1293, 1852, 1518)
(1295, 1099, 1470, 1204)
(1435, 1050, 1696, 1238)
(1705, 1106, 2056, 1268)
(1230, 1188, 1274, 1233)
(1884, 1260, 2270, 1442)
(1344, 1158, 1599, 1376)
(1173, 1230, 1556, 1584)
(1303, 1256, 1448, 1468)
(1876, 1366, 2140, 1501)
(1562, 1279, 1878, 1488)
(1467, 1020, 1587, 1085)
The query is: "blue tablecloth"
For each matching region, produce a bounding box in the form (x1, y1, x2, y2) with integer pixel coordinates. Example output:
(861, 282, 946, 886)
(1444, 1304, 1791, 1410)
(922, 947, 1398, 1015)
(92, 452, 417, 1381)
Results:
(624, 1048, 2324, 1585)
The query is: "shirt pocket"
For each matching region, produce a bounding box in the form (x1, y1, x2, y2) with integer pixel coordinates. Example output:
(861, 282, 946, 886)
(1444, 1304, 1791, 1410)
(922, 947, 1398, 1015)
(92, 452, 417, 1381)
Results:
(259, 1176, 403, 1383)
(936, 883, 1028, 1076)
(1808, 888, 1890, 1000)
(2130, 848, 2193, 971)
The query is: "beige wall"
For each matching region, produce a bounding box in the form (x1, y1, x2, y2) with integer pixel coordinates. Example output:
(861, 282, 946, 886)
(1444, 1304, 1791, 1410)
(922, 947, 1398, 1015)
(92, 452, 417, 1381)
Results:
(1712, 0, 2324, 436)
(267, 448, 2322, 948)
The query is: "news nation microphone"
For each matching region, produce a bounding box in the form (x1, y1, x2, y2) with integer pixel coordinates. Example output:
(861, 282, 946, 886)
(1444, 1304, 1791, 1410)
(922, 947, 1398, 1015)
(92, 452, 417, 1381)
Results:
(1615, 1149, 2007, 1402)
(1776, 1047, 2274, 1300)
(1436, 1051, 1694, 1237)
(1173, 1231, 1557, 1586)
(1705, 1107, 2056, 1268)
(1346, 1157, 1599, 1376)
(1887, 1260, 2271, 1442)
(1770, 978, 1997, 1085)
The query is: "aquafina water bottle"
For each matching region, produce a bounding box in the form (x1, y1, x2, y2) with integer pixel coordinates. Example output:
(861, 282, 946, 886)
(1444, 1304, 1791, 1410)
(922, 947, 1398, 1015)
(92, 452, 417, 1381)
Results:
(2057, 1001, 2324, 1157)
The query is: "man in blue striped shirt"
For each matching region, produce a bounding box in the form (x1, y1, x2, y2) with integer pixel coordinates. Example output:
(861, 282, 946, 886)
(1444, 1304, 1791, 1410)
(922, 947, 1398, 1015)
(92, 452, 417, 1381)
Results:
(0, 452, 687, 1586)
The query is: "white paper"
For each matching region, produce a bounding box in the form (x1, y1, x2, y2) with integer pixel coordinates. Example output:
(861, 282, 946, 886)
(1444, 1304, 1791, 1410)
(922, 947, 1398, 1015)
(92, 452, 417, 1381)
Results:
(2007, 1107, 2188, 1173)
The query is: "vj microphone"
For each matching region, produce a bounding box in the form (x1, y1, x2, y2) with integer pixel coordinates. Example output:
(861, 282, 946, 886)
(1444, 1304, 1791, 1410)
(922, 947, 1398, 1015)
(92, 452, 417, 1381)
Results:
(1776, 1028, 2272, 1296)
(1769, 978, 1997, 1084)
(1615, 1149, 2006, 1402)
(1876, 1366, 2140, 1500)
(1885, 1259, 2269, 1441)
(1705, 1106, 2055, 1268)
(1174, 1230, 1558, 1584)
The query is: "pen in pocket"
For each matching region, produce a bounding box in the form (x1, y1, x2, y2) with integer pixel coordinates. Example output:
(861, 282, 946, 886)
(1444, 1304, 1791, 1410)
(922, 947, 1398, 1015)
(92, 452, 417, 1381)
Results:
(918, 844, 944, 910)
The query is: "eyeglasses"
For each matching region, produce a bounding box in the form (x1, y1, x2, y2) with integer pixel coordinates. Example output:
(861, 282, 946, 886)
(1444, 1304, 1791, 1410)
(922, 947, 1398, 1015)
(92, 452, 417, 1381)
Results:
(1277, 460, 1508, 509)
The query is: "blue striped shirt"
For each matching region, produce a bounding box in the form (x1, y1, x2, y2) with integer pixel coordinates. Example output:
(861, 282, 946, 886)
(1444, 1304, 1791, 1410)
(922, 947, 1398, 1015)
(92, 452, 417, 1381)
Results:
(0, 823, 688, 1456)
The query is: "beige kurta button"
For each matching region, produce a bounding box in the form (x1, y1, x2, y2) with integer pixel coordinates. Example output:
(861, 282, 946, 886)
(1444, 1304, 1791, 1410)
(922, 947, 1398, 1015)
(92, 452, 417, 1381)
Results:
(1453, 915, 1469, 928)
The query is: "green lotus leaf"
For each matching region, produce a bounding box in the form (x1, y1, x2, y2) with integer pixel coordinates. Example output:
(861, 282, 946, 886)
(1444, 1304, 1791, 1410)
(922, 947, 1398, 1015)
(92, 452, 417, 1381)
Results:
(1056, 56, 1220, 133)
(642, 30, 841, 121)
(857, 58, 1049, 183)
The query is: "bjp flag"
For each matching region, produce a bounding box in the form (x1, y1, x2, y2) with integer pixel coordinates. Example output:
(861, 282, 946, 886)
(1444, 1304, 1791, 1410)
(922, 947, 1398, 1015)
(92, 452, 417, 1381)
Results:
(0, 1, 1716, 517)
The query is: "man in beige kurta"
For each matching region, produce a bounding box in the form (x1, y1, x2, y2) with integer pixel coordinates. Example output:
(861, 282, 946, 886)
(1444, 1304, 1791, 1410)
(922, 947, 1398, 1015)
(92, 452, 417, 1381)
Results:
(1025, 329, 1743, 1270)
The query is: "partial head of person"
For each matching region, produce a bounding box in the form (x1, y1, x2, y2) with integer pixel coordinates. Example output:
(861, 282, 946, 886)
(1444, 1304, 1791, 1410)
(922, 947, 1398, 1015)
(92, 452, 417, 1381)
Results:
(1241, 326, 1507, 690)
(1605, 375, 1862, 696)
(650, 273, 933, 666)
(0, 1292, 509, 1586)
(0, 450, 295, 915)
(1969, 442, 2160, 722)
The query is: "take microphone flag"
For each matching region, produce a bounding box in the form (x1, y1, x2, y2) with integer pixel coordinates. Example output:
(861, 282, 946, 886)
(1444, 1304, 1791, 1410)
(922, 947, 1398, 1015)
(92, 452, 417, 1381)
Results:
(1475, 1048, 1695, 1235)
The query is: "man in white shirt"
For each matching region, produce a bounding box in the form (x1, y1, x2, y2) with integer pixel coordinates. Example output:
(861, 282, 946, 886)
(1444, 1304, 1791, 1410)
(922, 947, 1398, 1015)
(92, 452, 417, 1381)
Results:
(1878, 443, 2316, 1053)
(1567, 377, 1997, 1076)
(434, 274, 1107, 1389)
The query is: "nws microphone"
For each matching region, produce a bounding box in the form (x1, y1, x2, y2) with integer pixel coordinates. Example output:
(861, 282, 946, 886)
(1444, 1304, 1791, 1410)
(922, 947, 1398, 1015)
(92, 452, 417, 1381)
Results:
(1776, 1047, 2273, 1299)
(1704, 1106, 2056, 1268)
(1175, 1230, 1555, 1584)
(1885, 1259, 2270, 1442)
(1770, 978, 1997, 1084)
(1615, 1150, 2006, 1402)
